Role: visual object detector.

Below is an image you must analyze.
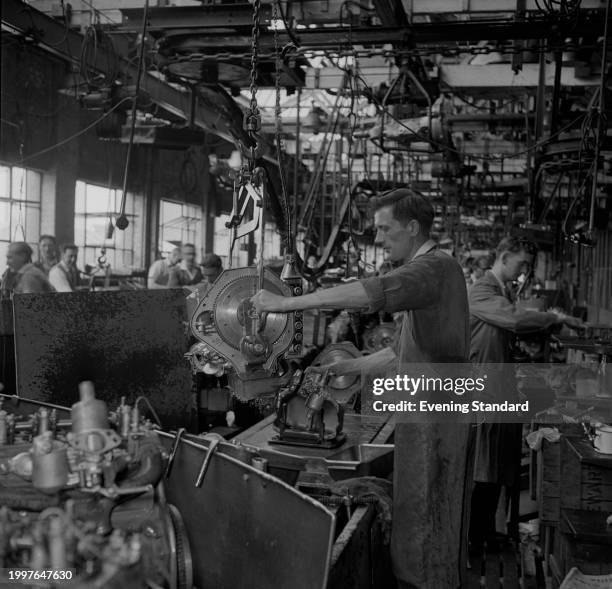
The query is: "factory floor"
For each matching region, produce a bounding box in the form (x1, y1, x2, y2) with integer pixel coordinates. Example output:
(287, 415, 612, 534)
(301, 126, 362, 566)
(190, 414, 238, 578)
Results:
(466, 538, 545, 589)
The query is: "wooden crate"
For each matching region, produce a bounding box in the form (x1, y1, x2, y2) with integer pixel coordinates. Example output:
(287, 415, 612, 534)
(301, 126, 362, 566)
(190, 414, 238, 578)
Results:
(538, 438, 561, 525)
(560, 438, 612, 513)
(559, 508, 612, 576)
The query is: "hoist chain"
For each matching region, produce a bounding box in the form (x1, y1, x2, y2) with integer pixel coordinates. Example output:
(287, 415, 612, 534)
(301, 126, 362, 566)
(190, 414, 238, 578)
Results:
(273, 1, 282, 141)
(243, 0, 262, 143)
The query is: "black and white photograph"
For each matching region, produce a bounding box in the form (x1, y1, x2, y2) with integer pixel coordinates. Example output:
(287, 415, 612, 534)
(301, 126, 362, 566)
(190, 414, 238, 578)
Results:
(1, 0, 612, 588)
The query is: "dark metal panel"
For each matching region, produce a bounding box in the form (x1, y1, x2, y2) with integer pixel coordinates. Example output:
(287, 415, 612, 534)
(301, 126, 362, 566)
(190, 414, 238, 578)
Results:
(158, 433, 335, 589)
(12, 290, 192, 429)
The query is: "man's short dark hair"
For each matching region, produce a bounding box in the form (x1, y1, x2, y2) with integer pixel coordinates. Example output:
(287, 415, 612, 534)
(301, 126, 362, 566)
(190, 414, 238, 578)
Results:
(11, 242, 33, 261)
(182, 243, 196, 251)
(201, 253, 222, 269)
(62, 244, 78, 253)
(376, 188, 434, 233)
(495, 236, 537, 259)
(39, 235, 56, 244)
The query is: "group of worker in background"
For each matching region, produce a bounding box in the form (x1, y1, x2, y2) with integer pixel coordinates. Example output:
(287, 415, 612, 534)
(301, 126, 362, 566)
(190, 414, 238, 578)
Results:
(147, 243, 223, 290)
(1, 237, 81, 295)
(0, 237, 223, 296)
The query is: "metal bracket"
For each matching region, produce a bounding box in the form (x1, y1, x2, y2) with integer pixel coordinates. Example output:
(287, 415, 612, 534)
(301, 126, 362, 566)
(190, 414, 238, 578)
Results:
(194, 437, 220, 488)
(165, 427, 186, 479)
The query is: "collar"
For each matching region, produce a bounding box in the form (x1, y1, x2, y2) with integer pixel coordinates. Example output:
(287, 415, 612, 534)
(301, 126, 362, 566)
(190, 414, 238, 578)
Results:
(489, 269, 508, 294)
(410, 239, 437, 261)
(59, 260, 76, 272)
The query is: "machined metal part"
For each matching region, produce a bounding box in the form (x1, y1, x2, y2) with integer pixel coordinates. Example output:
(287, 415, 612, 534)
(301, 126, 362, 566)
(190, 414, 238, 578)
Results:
(190, 267, 294, 377)
(165, 428, 186, 479)
(362, 322, 397, 354)
(168, 504, 193, 589)
(310, 342, 363, 404)
(194, 437, 221, 488)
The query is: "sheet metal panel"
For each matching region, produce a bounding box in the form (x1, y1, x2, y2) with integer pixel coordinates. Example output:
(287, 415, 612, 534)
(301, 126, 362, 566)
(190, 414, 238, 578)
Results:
(12, 290, 191, 429)
(159, 433, 335, 589)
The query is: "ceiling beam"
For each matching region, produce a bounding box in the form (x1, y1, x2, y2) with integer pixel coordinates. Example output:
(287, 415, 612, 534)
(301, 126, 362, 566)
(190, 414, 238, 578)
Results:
(116, 10, 610, 45)
(1, 0, 251, 147)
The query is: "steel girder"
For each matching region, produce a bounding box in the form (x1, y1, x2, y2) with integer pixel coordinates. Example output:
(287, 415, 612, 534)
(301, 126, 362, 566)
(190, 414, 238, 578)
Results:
(1, 0, 252, 147)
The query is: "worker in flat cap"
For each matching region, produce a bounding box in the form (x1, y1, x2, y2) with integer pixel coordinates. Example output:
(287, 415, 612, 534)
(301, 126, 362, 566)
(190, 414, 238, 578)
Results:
(2, 242, 55, 295)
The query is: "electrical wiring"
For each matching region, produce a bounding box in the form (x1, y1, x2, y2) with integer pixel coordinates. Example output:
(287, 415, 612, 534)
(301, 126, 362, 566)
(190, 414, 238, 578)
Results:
(276, 1, 301, 49)
(18, 97, 132, 164)
(117, 0, 150, 230)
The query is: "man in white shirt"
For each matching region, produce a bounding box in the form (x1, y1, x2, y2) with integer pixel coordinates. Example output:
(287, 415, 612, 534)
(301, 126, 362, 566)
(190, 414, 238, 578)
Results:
(147, 247, 181, 289)
(49, 244, 81, 292)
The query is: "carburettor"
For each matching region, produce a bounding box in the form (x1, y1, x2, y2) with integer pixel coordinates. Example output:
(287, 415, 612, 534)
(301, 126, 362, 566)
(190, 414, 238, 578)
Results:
(0, 383, 192, 589)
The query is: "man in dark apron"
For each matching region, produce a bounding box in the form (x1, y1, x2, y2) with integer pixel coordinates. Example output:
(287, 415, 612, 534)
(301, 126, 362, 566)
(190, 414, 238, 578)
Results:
(252, 188, 471, 589)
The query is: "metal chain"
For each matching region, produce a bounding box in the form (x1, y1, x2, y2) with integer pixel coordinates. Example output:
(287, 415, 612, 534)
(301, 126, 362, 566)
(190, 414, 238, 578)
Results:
(163, 40, 588, 67)
(243, 0, 262, 141)
(273, 1, 282, 140)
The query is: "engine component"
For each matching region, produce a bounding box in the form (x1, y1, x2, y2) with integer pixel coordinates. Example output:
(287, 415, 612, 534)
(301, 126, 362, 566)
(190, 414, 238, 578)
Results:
(362, 323, 397, 354)
(272, 367, 346, 449)
(310, 342, 363, 404)
(0, 384, 192, 589)
(190, 266, 295, 378)
(31, 433, 69, 494)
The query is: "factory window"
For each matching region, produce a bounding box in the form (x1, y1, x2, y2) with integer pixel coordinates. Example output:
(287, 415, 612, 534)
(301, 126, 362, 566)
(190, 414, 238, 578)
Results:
(158, 200, 202, 258)
(213, 214, 282, 268)
(74, 181, 144, 271)
(0, 164, 42, 264)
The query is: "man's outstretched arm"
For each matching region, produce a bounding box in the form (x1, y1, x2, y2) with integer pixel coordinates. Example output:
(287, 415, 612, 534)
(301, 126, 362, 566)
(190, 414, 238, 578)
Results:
(251, 280, 370, 313)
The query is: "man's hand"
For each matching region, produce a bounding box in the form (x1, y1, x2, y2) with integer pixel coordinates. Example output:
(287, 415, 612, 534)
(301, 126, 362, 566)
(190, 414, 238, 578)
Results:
(550, 308, 585, 330)
(309, 358, 359, 376)
(561, 315, 585, 330)
(251, 289, 290, 313)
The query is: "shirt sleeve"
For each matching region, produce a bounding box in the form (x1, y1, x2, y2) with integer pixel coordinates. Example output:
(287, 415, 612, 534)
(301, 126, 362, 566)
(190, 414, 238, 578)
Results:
(48, 266, 73, 292)
(147, 261, 165, 288)
(360, 257, 441, 313)
(167, 266, 180, 287)
(469, 281, 558, 333)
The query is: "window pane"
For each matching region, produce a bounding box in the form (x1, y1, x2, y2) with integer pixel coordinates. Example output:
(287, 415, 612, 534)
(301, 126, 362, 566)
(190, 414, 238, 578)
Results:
(161, 200, 181, 224)
(84, 216, 107, 245)
(26, 170, 41, 202)
(74, 215, 86, 247)
(11, 167, 26, 201)
(0, 166, 10, 198)
(25, 205, 40, 241)
(0, 202, 10, 240)
(75, 181, 86, 213)
(85, 184, 113, 213)
(83, 247, 97, 268)
(10, 203, 26, 241)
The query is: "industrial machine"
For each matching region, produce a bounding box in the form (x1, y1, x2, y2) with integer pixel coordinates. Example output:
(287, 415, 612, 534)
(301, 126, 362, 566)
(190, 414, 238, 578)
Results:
(0, 383, 192, 589)
(271, 343, 362, 448)
(185, 165, 365, 447)
(186, 168, 303, 400)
